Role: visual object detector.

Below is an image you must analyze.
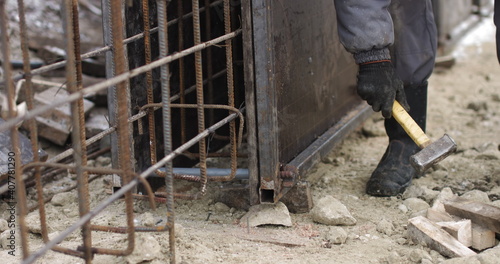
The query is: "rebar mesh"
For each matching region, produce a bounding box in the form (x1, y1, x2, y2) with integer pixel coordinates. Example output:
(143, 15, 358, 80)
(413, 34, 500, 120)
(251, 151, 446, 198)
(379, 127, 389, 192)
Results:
(0, 0, 243, 263)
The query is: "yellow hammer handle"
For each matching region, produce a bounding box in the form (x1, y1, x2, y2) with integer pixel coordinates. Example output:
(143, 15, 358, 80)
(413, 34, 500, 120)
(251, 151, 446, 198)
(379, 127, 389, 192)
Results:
(392, 101, 431, 148)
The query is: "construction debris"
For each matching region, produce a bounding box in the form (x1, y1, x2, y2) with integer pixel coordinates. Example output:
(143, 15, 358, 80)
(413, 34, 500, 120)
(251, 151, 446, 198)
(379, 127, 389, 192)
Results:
(280, 180, 314, 214)
(24, 86, 94, 145)
(443, 197, 500, 233)
(409, 195, 500, 256)
(426, 207, 496, 251)
(310, 195, 357, 226)
(240, 201, 292, 227)
(408, 216, 476, 258)
(0, 117, 48, 178)
(436, 219, 472, 247)
(85, 107, 109, 138)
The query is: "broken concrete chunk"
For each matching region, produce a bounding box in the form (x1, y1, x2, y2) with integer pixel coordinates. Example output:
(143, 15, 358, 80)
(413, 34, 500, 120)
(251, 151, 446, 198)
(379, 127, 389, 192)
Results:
(240, 201, 292, 227)
(324, 226, 348, 245)
(407, 216, 476, 258)
(460, 190, 491, 204)
(126, 234, 162, 264)
(310, 195, 356, 226)
(0, 118, 48, 179)
(24, 212, 42, 234)
(431, 187, 457, 212)
(403, 198, 430, 212)
(213, 202, 231, 213)
(51, 192, 75, 207)
(376, 218, 395, 236)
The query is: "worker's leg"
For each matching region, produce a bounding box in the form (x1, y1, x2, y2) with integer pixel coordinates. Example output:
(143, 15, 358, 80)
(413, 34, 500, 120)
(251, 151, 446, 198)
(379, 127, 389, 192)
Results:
(366, 0, 437, 196)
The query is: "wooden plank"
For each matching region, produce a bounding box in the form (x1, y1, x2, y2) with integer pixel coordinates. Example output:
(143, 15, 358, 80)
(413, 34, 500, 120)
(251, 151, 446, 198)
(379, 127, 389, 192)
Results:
(427, 208, 496, 250)
(470, 223, 496, 251)
(408, 216, 476, 258)
(443, 197, 500, 233)
(24, 86, 94, 145)
(427, 208, 454, 222)
(436, 220, 472, 247)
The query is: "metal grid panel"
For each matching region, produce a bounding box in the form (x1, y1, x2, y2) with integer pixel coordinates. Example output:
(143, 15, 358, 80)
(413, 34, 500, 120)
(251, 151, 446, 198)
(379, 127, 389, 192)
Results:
(0, 0, 243, 263)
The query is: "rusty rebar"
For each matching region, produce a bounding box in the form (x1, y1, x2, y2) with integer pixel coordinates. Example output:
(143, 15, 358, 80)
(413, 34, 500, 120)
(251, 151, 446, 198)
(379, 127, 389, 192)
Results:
(156, 0, 176, 262)
(178, 0, 187, 146)
(204, 0, 215, 127)
(142, 0, 159, 170)
(192, 0, 208, 197)
(141, 103, 244, 148)
(5, 0, 224, 84)
(62, 0, 92, 261)
(0, 0, 30, 258)
(0, 29, 242, 133)
(109, 0, 135, 257)
(22, 109, 239, 264)
(0, 27, 241, 132)
(16, 0, 50, 244)
(223, 0, 238, 182)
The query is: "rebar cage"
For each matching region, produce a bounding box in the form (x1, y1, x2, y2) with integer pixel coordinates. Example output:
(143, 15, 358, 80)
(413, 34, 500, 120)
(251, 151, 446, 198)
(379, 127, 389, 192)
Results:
(2, 0, 491, 263)
(0, 0, 244, 263)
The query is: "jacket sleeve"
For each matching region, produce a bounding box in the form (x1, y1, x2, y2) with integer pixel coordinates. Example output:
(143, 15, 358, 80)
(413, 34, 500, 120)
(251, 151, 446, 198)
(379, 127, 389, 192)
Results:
(334, 0, 394, 64)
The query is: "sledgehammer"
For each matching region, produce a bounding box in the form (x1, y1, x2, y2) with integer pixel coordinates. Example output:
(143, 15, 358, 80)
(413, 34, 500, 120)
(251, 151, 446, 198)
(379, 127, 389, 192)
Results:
(392, 101, 457, 174)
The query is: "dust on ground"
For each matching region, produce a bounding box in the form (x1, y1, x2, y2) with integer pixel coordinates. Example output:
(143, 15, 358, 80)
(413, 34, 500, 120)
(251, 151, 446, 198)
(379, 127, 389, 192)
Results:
(1, 2, 499, 264)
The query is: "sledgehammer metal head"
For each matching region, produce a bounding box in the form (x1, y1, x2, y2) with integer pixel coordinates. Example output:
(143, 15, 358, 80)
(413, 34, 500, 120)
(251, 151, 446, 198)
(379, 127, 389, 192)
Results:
(410, 134, 457, 174)
(392, 101, 458, 175)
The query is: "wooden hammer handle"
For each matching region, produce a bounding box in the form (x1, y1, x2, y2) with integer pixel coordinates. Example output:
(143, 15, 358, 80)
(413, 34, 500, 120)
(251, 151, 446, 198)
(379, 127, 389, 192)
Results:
(392, 101, 431, 149)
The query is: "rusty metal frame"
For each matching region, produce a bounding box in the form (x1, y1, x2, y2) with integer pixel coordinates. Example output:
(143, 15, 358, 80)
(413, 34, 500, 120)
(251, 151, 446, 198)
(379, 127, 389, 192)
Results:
(0, 0, 244, 263)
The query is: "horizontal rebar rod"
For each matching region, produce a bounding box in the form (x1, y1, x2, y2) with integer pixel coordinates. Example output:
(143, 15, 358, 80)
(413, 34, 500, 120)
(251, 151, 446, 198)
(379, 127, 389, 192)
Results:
(0, 29, 242, 133)
(169, 168, 249, 179)
(22, 111, 239, 264)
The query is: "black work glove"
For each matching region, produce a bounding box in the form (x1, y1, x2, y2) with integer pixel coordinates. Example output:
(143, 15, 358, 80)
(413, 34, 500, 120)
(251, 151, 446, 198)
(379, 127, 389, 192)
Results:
(357, 61, 410, 118)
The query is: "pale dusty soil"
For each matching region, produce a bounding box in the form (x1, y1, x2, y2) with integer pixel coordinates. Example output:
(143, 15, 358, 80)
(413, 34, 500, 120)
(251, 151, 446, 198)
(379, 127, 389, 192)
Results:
(1, 3, 500, 264)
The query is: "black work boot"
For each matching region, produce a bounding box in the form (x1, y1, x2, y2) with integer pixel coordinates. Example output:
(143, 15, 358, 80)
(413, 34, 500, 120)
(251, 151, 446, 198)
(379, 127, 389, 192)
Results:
(366, 83, 427, 196)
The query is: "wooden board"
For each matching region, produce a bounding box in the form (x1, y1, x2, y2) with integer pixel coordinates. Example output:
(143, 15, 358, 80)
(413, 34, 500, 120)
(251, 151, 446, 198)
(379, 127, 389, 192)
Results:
(427, 207, 496, 250)
(443, 197, 500, 233)
(436, 220, 472, 247)
(408, 216, 476, 258)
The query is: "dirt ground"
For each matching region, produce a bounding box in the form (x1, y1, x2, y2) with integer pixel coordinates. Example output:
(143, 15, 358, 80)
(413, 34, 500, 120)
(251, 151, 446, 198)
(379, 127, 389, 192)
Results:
(1, 2, 500, 264)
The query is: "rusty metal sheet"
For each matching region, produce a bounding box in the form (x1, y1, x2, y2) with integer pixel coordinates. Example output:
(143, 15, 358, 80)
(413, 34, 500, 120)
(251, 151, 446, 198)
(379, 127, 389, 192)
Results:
(252, 0, 362, 202)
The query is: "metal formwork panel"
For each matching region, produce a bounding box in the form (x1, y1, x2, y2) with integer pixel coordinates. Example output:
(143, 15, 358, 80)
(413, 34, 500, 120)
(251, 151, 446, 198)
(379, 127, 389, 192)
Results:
(432, 0, 479, 55)
(251, 0, 370, 203)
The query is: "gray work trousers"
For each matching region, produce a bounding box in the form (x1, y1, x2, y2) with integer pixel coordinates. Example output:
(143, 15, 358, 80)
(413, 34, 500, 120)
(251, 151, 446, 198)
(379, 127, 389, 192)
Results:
(389, 0, 437, 86)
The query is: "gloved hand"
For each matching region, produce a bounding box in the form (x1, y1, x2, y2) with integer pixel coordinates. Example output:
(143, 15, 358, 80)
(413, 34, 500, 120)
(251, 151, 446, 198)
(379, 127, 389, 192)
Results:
(357, 61, 410, 119)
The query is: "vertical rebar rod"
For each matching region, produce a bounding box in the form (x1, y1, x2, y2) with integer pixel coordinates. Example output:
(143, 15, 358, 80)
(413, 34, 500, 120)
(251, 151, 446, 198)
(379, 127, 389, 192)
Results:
(109, 0, 135, 256)
(101, 0, 119, 178)
(62, 0, 92, 261)
(142, 0, 159, 166)
(156, 1, 175, 262)
(192, 0, 208, 195)
(16, 0, 49, 243)
(204, 0, 214, 127)
(223, 0, 238, 178)
(0, 0, 30, 259)
(178, 0, 187, 145)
